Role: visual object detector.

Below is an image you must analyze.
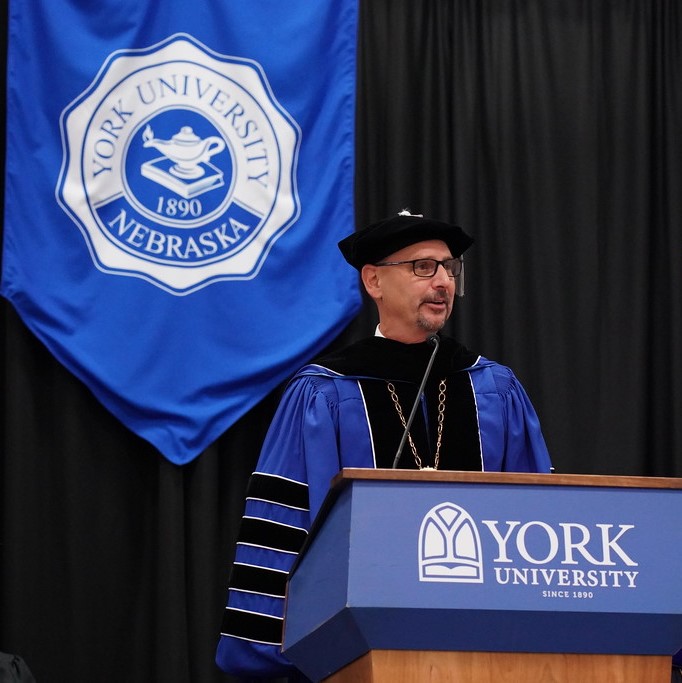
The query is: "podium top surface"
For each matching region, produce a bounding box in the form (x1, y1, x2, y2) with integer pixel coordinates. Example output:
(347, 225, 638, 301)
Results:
(332, 468, 682, 490)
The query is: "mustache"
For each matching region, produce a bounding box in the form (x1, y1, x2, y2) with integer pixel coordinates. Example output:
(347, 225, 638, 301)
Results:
(422, 293, 451, 306)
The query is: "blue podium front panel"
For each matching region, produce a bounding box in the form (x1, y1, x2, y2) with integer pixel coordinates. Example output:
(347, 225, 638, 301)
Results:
(283, 476, 682, 681)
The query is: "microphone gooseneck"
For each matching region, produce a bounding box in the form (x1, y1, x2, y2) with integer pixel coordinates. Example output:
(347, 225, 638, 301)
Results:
(392, 334, 440, 469)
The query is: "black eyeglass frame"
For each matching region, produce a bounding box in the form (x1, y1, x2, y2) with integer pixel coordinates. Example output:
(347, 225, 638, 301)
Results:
(373, 257, 463, 278)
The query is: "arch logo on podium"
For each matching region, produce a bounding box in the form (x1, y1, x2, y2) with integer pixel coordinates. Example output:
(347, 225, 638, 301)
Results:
(418, 502, 484, 583)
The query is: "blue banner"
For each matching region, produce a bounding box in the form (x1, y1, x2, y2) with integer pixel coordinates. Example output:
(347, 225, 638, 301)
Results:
(2, 1, 361, 463)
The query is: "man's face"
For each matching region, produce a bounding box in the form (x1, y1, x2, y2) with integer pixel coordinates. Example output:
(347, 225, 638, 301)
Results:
(361, 239, 456, 343)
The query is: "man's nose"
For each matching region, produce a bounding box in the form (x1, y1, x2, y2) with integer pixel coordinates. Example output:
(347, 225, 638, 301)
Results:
(431, 262, 452, 284)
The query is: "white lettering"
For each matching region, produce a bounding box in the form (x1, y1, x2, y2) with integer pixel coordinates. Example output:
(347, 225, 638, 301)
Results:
(482, 519, 638, 567)
(494, 566, 638, 589)
(481, 521, 520, 562)
(597, 524, 638, 566)
(624, 570, 639, 587)
(106, 209, 253, 260)
(559, 523, 601, 564)
(517, 521, 559, 564)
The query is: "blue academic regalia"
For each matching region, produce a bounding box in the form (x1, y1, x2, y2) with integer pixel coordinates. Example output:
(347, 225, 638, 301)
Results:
(216, 336, 551, 677)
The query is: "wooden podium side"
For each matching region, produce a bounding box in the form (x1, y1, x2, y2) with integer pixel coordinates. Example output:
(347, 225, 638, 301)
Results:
(326, 650, 671, 683)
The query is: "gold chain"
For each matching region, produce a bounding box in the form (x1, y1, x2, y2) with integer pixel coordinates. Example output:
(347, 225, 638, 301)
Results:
(386, 378, 447, 470)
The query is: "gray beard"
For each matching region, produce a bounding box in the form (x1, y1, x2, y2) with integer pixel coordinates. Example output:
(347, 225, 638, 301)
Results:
(416, 314, 446, 332)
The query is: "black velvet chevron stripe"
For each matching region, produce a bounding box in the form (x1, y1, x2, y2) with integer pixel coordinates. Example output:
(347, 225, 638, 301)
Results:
(229, 562, 288, 598)
(246, 472, 310, 510)
(238, 517, 307, 553)
(221, 608, 283, 646)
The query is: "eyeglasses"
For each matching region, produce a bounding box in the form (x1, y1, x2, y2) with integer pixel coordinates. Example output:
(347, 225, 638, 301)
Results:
(374, 257, 463, 278)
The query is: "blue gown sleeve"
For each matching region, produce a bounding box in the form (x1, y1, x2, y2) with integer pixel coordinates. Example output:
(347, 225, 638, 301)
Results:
(499, 368, 552, 472)
(473, 361, 552, 473)
(215, 373, 342, 678)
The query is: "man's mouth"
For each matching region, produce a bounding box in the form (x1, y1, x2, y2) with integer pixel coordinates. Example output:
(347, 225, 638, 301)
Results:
(423, 299, 448, 310)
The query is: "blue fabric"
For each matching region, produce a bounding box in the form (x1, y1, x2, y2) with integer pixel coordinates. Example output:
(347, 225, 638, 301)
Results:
(216, 354, 551, 676)
(2, 0, 360, 463)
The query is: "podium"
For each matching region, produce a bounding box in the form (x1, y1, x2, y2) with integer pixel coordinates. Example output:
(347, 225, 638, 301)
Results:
(282, 469, 682, 682)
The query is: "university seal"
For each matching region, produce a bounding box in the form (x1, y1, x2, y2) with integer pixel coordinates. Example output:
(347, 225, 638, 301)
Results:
(57, 33, 300, 294)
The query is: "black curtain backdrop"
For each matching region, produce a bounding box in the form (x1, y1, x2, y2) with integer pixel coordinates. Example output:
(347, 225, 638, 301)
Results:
(1, 2, 680, 682)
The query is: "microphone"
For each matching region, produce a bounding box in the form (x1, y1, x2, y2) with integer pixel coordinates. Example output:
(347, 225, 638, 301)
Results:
(392, 334, 441, 469)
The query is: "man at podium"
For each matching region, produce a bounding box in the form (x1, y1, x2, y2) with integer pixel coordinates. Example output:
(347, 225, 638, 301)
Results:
(216, 211, 552, 679)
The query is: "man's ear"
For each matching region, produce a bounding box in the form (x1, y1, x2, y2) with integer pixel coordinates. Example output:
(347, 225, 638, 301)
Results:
(361, 264, 381, 301)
